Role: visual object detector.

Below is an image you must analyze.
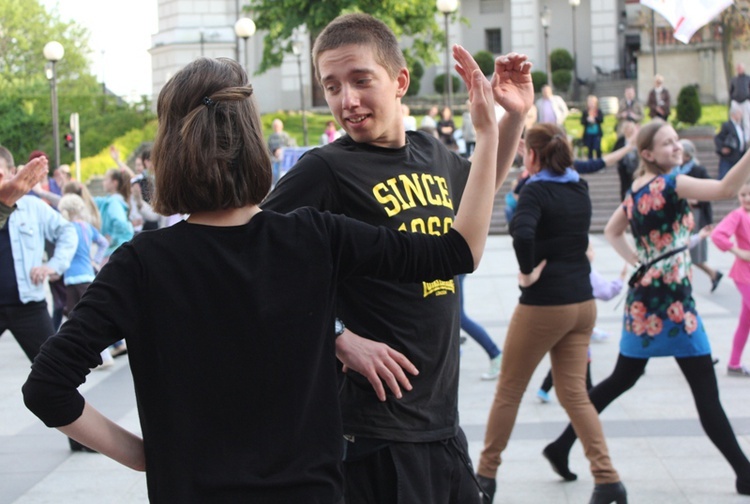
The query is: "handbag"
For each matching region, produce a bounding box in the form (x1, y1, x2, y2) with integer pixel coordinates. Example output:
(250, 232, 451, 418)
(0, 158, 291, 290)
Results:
(628, 246, 687, 288)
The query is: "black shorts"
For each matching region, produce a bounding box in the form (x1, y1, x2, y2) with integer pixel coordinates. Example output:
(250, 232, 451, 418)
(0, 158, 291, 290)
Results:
(343, 428, 481, 504)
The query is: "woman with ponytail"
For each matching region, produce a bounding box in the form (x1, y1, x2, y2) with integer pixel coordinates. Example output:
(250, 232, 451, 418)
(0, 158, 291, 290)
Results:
(476, 123, 626, 504)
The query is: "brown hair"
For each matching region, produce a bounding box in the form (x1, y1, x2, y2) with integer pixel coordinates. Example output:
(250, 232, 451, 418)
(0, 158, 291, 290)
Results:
(151, 57, 271, 215)
(105, 168, 131, 207)
(633, 119, 669, 178)
(312, 13, 407, 83)
(524, 123, 573, 175)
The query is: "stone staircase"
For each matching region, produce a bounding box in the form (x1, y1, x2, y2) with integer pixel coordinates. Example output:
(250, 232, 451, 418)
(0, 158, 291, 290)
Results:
(489, 131, 734, 235)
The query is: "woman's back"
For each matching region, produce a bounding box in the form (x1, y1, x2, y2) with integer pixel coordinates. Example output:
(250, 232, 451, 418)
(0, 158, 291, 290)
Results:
(512, 180, 592, 305)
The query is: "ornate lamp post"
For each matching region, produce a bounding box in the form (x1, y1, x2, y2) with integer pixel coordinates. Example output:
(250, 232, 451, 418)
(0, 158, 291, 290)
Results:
(291, 37, 308, 146)
(540, 6, 552, 87)
(44, 41, 64, 173)
(436, 0, 458, 111)
(234, 17, 256, 72)
(569, 0, 581, 101)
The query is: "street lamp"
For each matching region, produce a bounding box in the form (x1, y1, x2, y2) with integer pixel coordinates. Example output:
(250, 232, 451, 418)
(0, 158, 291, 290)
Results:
(436, 0, 458, 111)
(291, 37, 308, 146)
(44, 41, 64, 174)
(540, 6, 552, 87)
(569, 0, 580, 101)
(234, 18, 256, 73)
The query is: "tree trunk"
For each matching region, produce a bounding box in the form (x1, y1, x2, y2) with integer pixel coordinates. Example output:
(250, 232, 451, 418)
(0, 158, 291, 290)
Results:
(721, 10, 735, 106)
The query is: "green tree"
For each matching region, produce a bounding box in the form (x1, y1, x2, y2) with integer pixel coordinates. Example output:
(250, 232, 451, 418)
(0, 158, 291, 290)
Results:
(247, 0, 447, 74)
(0, 0, 95, 92)
(0, 0, 154, 170)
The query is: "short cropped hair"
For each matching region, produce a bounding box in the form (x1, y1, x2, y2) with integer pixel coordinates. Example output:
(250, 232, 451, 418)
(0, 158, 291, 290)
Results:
(524, 123, 573, 175)
(312, 13, 406, 83)
(0, 146, 14, 170)
(151, 57, 271, 215)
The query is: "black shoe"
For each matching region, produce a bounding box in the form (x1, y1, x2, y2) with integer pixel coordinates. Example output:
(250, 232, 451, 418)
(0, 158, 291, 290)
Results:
(711, 271, 723, 293)
(68, 437, 97, 453)
(738, 476, 750, 495)
(589, 481, 627, 504)
(542, 443, 577, 481)
(476, 474, 496, 504)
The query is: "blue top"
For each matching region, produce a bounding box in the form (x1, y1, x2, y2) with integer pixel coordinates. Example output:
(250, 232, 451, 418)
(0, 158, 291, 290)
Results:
(64, 221, 108, 286)
(95, 194, 134, 256)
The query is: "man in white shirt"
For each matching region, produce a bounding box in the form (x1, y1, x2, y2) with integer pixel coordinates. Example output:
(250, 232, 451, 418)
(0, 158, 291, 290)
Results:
(535, 84, 569, 127)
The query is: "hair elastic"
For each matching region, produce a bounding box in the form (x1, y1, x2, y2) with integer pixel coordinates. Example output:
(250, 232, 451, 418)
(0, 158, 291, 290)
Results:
(203, 96, 215, 107)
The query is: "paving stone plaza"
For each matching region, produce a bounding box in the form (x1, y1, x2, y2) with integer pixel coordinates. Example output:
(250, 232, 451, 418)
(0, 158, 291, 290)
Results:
(2, 235, 750, 503)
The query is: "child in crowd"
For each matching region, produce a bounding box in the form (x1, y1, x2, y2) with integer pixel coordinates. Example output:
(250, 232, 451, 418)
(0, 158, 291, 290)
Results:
(711, 179, 750, 376)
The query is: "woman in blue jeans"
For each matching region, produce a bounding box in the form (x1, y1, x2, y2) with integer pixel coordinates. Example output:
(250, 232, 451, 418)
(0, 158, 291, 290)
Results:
(459, 274, 502, 380)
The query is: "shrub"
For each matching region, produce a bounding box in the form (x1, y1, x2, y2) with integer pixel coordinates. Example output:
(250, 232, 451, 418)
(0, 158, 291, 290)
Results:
(473, 50, 495, 76)
(676, 84, 702, 125)
(550, 48, 574, 72)
(406, 76, 421, 96)
(433, 73, 461, 95)
(411, 60, 425, 79)
(531, 71, 548, 93)
(552, 69, 572, 92)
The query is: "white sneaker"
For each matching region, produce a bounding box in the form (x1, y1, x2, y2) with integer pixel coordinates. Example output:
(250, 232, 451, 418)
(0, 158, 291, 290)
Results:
(591, 327, 610, 342)
(481, 355, 501, 381)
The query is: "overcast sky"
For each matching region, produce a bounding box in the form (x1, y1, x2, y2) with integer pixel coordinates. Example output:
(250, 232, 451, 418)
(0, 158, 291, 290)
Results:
(41, 0, 158, 100)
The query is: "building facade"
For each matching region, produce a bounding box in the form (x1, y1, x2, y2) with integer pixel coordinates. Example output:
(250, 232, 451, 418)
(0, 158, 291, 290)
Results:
(149, 0, 731, 113)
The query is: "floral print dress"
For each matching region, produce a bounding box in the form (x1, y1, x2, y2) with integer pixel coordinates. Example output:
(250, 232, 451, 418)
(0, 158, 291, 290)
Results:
(620, 172, 711, 358)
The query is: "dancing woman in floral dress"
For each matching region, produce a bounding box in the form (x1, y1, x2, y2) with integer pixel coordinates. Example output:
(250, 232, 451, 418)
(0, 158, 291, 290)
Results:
(541, 120, 750, 497)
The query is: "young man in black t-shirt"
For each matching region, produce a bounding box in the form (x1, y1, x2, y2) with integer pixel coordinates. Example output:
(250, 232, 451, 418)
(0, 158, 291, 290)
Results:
(263, 13, 533, 503)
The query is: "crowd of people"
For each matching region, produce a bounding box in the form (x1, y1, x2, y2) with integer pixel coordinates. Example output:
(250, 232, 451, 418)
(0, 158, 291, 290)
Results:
(1, 12, 750, 504)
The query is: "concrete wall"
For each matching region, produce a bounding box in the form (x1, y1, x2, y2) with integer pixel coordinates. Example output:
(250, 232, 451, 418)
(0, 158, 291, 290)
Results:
(638, 48, 748, 104)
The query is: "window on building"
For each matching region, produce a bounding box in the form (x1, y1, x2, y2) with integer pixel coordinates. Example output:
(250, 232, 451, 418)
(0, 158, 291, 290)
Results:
(485, 29, 502, 54)
(480, 0, 503, 14)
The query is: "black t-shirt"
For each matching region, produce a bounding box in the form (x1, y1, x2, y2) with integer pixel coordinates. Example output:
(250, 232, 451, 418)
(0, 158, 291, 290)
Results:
(0, 221, 21, 306)
(263, 131, 471, 442)
(511, 180, 593, 306)
(23, 209, 473, 503)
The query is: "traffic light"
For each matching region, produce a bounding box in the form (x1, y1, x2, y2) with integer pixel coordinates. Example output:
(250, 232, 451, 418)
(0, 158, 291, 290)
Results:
(64, 132, 74, 150)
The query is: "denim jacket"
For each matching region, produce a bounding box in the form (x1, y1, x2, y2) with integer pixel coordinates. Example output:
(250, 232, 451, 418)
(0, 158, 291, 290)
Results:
(8, 196, 77, 303)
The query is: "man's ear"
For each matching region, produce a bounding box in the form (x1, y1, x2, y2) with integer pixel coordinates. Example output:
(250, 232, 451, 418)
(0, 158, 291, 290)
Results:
(396, 68, 410, 99)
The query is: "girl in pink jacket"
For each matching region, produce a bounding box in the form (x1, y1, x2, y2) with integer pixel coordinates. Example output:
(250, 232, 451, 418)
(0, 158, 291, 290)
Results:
(711, 181, 750, 376)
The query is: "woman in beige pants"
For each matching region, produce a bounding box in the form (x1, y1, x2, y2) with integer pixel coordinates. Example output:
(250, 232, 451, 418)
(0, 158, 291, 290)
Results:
(476, 123, 625, 504)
